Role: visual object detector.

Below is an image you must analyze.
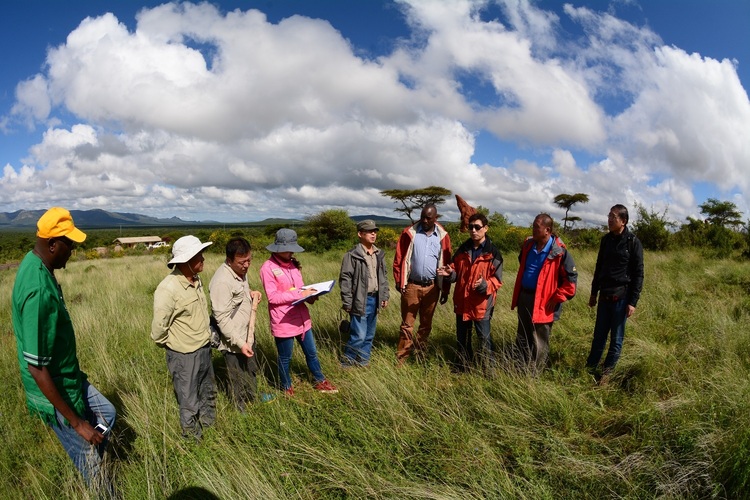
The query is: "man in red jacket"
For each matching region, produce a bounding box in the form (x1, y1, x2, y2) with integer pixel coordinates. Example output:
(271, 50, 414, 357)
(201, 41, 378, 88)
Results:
(511, 214, 577, 374)
(438, 213, 503, 373)
(393, 204, 452, 364)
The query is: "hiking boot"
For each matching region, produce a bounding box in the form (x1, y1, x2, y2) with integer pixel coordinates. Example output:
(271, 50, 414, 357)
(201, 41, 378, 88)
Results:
(314, 380, 339, 394)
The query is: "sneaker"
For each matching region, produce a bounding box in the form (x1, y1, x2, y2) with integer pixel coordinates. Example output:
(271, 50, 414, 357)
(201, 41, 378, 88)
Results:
(259, 393, 276, 403)
(284, 387, 294, 397)
(314, 380, 339, 394)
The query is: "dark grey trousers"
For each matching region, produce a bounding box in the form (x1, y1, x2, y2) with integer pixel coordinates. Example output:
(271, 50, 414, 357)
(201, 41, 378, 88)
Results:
(166, 344, 217, 438)
(223, 346, 258, 410)
(515, 289, 552, 374)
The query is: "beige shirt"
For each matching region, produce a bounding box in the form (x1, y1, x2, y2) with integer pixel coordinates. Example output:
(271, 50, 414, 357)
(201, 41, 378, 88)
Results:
(151, 269, 210, 353)
(208, 262, 255, 352)
(362, 243, 379, 294)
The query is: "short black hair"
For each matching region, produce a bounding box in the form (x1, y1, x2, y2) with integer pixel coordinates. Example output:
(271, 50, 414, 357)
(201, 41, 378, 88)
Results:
(225, 237, 251, 261)
(468, 213, 488, 226)
(611, 204, 629, 224)
(535, 213, 553, 229)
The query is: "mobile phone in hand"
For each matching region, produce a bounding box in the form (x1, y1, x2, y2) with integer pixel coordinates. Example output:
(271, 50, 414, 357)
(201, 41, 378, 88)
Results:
(94, 423, 109, 435)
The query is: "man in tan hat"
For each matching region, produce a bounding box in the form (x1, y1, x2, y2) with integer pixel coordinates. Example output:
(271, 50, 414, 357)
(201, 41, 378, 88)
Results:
(152, 235, 216, 438)
(12, 208, 116, 488)
(339, 219, 390, 367)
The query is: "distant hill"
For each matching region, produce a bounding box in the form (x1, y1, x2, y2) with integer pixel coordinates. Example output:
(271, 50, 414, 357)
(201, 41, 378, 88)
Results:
(0, 209, 409, 229)
(0, 209, 201, 229)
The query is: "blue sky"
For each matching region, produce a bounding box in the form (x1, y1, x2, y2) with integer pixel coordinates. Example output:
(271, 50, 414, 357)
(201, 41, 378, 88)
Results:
(1, 0, 748, 225)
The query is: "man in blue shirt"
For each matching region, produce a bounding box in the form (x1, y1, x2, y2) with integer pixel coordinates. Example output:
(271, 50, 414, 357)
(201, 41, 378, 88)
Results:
(511, 214, 577, 374)
(393, 204, 453, 364)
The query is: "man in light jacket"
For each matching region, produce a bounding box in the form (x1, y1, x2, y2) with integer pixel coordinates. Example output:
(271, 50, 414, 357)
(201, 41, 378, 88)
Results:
(209, 237, 273, 409)
(393, 204, 453, 364)
(152, 235, 216, 439)
(339, 220, 390, 367)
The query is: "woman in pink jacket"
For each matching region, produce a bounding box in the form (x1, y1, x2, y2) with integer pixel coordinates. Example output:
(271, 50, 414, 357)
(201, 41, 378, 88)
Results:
(259, 229, 338, 395)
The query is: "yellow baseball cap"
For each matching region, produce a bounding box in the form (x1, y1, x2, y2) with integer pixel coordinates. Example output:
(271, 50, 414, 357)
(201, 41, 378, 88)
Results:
(36, 207, 87, 243)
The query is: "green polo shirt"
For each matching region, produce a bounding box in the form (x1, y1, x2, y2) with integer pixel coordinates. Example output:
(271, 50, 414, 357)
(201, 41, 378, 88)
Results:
(12, 252, 86, 424)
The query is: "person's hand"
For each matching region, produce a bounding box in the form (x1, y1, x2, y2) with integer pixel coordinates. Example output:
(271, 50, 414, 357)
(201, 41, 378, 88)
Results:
(588, 294, 597, 308)
(74, 419, 103, 446)
(241, 342, 254, 357)
(439, 294, 448, 305)
(343, 306, 351, 313)
(250, 290, 262, 303)
(437, 265, 451, 277)
(626, 305, 636, 318)
(381, 300, 389, 309)
(301, 288, 317, 298)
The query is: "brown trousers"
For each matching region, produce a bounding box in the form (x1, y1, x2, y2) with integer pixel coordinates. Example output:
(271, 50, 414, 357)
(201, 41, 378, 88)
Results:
(397, 282, 440, 362)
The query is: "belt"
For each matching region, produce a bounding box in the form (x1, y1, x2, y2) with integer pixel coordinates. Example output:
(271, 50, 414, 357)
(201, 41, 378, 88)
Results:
(520, 287, 536, 294)
(600, 294, 622, 302)
(367, 291, 378, 297)
(408, 278, 435, 286)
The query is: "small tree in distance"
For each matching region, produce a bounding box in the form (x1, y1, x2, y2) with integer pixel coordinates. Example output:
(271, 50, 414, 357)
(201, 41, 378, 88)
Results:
(380, 186, 452, 224)
(553, 193, 590, 232)
(305, 209, 356, 251)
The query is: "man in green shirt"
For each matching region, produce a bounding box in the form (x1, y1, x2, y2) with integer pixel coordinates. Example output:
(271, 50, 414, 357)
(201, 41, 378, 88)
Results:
(12, 207, 116, 488)
(152, 235, 216, 438)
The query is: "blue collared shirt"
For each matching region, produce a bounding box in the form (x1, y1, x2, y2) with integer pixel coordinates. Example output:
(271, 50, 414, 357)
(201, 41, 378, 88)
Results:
(470, 239, 486, 262)
(410, 224, 441, 282)
(521, 236, 553, 289)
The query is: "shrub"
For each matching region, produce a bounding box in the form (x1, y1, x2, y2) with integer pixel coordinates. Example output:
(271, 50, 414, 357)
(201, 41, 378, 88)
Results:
(304, 209, 357, 252)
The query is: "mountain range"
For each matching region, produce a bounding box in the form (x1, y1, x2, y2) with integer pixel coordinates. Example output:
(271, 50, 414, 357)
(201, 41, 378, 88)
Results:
(0, 209, 407, 229)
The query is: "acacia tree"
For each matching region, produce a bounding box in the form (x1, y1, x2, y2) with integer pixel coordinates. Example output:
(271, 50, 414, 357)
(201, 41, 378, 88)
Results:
(553, 193, 590, 231)
(380, 186, 452, 223)
(699, 198, 743, 229)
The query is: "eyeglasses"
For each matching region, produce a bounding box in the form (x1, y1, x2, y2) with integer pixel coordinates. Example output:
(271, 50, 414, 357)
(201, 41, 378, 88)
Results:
(468, 224, 485, 231)
(607, 214, 620, 220)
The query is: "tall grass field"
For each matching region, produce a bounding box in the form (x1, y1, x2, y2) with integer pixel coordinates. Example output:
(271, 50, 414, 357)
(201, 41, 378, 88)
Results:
(1, 248, 750, 498)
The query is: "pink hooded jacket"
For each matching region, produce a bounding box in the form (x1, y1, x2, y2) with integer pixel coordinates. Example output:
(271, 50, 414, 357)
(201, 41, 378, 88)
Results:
(259, 255, 312, 338)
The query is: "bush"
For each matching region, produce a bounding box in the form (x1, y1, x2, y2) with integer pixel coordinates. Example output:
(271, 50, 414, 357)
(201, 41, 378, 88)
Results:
(304, 209, 357, 252)
(632, 203, 674, 251)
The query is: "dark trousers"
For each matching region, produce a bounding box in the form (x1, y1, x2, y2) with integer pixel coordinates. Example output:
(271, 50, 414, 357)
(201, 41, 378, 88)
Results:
(515, 289, 552, 374)
(456, 309, 494, 372)
(166, 345, 217, 438)
(223, 347, 258, 410)
(586, 296, 628, 372)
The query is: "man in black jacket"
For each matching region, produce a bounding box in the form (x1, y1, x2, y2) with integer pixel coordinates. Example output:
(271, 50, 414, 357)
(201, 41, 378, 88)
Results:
(586, 204, 644, 383)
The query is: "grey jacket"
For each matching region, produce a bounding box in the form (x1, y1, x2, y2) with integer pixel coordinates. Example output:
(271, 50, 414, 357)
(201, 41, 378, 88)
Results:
(339, 244, 390, 317)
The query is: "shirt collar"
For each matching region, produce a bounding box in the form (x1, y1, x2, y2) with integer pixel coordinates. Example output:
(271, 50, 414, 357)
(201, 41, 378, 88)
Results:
(223, 262, 244, 281)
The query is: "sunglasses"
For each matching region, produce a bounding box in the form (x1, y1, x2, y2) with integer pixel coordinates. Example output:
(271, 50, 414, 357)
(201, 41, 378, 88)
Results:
(468, 224, 485, 231)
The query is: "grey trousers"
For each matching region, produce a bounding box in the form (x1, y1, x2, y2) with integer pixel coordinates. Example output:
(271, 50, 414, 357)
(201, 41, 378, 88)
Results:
(223, 346, 258, 410)
(515, 289, 552, 374)
(166, 344, 217, 438)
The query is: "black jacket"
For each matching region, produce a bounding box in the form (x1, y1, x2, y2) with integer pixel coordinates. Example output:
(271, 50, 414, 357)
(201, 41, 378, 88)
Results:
(590, 226, 644, 307)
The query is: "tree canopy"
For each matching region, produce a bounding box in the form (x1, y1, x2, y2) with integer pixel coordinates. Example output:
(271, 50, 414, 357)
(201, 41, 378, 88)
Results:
(699, 198, 743, 229)
(553, 193, 590, 231)
(380, 186, 452, 223)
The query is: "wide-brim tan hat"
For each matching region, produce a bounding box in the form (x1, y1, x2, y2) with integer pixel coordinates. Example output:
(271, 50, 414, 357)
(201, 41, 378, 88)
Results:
(167, 235, 212, 268)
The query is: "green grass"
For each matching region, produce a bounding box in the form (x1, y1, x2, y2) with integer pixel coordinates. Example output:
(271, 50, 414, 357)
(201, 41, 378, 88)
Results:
(1, 249, 749, 498)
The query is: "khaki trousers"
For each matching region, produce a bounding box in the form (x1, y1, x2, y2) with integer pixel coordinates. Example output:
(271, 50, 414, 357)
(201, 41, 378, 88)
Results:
(397, 282, 440, 362)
